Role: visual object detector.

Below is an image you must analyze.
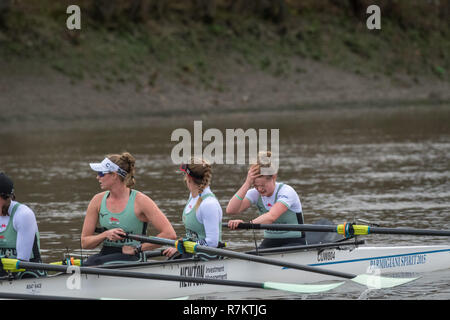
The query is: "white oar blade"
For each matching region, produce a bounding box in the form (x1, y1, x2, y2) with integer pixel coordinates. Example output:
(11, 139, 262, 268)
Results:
(169, 296, 190, 300)
(352, 274, 418, 289)
(264, 281, 344, 293)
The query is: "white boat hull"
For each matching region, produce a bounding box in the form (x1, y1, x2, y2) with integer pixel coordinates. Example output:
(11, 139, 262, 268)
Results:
(1, 244, 449, 299)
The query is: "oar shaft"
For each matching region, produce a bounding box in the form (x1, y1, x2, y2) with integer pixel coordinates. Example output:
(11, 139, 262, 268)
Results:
(15, 260, 264, 290)
(0, 292, 95, 300)
(367, 227, 450, 236)
(225, 222, 336, 232)
(224, 223, 450, 237)
(126, 234, 355, 280)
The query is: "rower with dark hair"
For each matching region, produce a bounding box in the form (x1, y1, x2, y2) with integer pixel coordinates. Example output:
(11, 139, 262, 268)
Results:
(0, 172, 45, 279)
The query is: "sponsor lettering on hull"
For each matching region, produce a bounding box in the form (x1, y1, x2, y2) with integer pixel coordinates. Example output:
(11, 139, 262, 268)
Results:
(179, 263, 227, 287)
(370, 253, 427, 269)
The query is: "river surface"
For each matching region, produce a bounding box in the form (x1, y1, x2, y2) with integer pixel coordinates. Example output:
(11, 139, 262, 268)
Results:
(1, 103, 449, 299)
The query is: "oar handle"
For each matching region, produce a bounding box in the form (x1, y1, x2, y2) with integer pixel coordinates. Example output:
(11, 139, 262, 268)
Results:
(222, 222, 261, 229)
(126, 233, 176, 246)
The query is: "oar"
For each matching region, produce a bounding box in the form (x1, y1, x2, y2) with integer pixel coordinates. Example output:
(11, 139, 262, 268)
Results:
(125, 234, 417, 289)
(1, 258, 343, 294)
(0, 292, 96, 300)
(223, 222, 450, 237)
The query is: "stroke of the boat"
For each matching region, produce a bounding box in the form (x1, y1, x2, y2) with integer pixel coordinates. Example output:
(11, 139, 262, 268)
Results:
(1, 241, 449, 300)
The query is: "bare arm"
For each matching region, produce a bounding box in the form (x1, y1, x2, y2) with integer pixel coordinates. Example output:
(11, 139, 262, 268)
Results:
(135, 192, 177, 251)
(250, 202, 288, 224)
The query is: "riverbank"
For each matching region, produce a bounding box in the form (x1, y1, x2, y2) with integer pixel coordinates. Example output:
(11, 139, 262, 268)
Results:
(0, 1, 449, 132)
(1, 54, 449, 133)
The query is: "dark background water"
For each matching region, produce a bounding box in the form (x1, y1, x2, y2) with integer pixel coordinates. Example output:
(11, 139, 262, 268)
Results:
(1, 104, 449, 299)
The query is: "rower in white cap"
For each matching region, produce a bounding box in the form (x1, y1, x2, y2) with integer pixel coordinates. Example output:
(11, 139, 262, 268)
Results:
(81, 152, 177, 266)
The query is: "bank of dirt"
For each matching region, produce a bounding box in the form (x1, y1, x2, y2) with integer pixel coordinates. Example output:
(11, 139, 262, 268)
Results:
(0, 1, 449, 132)
(1, 55, 449, 133)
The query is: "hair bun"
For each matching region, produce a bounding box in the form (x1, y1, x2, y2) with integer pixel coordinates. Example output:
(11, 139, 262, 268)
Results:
(107, 152, 137, 188)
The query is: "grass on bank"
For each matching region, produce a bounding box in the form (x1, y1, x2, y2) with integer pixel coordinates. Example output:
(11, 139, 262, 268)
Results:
(0, 0, 448, 92)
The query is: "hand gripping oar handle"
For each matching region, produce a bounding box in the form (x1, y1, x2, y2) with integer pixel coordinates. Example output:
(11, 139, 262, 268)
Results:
(125, 233, 356, 280)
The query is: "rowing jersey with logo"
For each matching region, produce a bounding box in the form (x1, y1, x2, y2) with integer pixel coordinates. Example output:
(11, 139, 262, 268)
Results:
(182, 186, 222, 247)
(98, 190, 147, 248)
(245, 182, 304, 239)
(0, 201, 42, 261)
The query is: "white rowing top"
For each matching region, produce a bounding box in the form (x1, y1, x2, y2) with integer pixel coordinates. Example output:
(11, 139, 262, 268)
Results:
(0, 201, 39, 261)
(184, 186, 223, 247)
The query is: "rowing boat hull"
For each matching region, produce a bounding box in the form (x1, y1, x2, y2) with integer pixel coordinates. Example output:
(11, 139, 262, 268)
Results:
(1, 244, 449, 299)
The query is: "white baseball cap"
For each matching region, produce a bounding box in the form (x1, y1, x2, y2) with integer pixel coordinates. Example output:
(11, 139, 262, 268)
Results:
(89, 158, 128, 178)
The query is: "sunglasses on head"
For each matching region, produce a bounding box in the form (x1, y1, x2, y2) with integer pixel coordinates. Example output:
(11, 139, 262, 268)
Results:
(179, 164, 203, 179)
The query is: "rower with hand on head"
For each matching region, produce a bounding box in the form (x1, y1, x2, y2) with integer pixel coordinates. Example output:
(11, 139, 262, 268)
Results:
(0, 172, 45, 279)
(81, 152, 177, 266)
(226, 151, 307, 249)
(163, 158, 223, 260)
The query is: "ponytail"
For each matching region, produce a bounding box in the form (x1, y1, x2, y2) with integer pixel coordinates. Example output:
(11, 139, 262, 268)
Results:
(185, 158, 213, 210)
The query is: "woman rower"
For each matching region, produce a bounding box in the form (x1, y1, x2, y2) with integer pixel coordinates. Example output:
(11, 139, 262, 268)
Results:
(81, 152, 176, 266)
(226, 151, 306, 249)
(163, 158, 223, 260)
(0, 172, 45, 279)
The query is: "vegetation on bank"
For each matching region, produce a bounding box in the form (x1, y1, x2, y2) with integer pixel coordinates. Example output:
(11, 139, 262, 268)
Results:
(0, 0, 448, 91)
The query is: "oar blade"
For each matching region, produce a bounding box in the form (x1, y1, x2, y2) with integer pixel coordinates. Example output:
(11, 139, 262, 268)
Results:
(352, 274, 418, 289)
(263, 281, 344, 293)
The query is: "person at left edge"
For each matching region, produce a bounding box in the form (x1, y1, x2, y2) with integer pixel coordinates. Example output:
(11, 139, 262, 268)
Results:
(81, 152, 177, 266)
(0, 172, 45, 279)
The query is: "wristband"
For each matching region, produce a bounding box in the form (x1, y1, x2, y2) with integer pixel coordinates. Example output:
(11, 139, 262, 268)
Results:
(234, 194, 243, 201)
